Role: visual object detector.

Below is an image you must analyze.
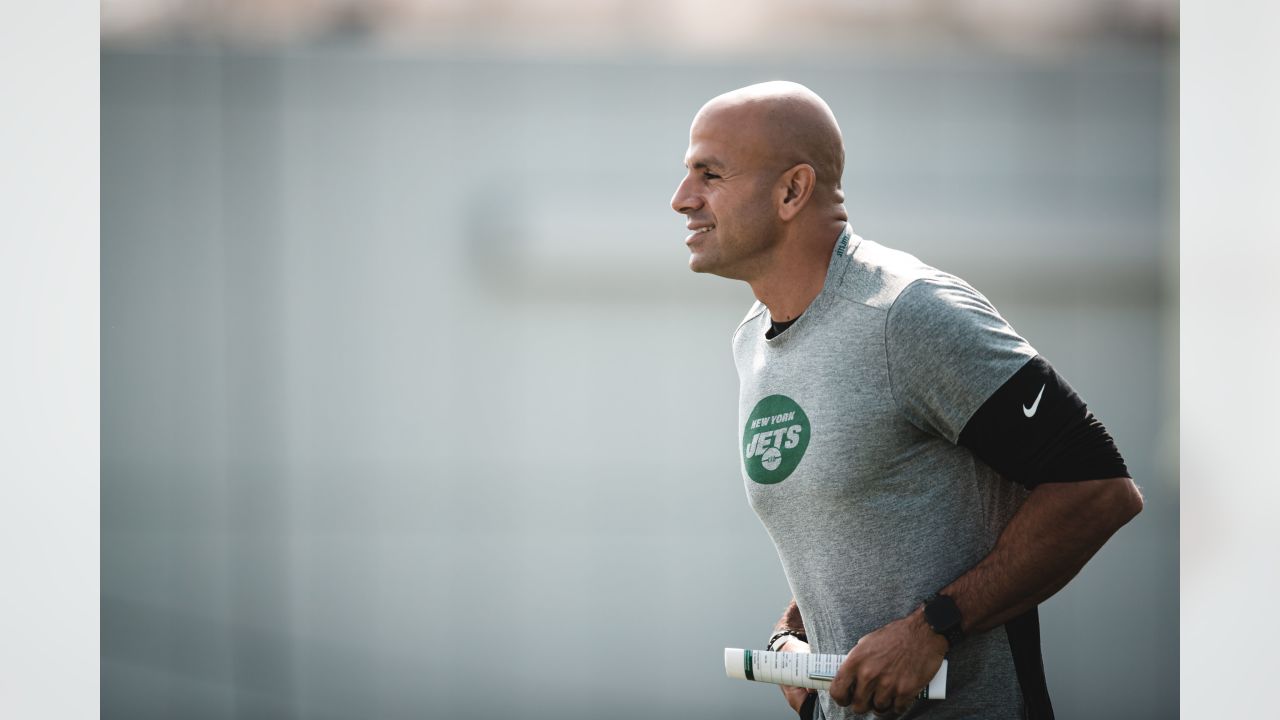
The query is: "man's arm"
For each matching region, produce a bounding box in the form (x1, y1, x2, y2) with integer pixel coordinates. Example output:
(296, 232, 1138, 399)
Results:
(828, 476, 1143, 715)
(771, 599, 819, 716)
(773, 598, 806, 640)
(847, 281, 1139, 714)
(942, 476, 1142, 631)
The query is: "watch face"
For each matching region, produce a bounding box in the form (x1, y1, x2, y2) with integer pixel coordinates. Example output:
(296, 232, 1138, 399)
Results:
(926, 595, 962, 633)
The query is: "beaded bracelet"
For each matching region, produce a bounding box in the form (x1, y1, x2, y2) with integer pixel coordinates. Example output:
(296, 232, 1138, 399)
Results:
(766, 629, 808, 651)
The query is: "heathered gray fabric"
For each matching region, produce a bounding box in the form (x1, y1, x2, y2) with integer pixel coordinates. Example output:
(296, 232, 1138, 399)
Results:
(732, 226, 1038, 720)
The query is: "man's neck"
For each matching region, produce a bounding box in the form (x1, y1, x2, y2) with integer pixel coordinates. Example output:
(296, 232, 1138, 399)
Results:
(747, 222, 845, 323)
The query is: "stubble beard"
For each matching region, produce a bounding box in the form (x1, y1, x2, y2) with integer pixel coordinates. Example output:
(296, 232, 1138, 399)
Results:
(701, 219, 778, 280)
(689, 180, 780, 280)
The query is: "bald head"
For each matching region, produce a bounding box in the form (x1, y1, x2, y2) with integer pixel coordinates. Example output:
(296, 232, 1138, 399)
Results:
(696, 81, 845, 199)
(672, 81, 849, 282)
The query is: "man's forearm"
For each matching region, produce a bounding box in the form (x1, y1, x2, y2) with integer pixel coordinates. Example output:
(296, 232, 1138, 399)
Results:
(826, 476, 1142, 712)
(939, 476, 1143, 635)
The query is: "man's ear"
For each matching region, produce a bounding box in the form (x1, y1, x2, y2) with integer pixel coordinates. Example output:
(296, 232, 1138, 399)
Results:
(777, 164, 816, 221)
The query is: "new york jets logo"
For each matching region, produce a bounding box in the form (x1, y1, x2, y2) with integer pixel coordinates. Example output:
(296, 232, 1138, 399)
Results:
(742, 394, 811, 484)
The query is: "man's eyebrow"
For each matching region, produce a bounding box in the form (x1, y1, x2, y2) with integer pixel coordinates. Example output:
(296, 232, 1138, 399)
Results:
(685, 157, 725, 171)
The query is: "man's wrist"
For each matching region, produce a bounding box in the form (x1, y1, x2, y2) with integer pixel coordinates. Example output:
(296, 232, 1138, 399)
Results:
(767, 628, 807, 651)
(775, 635, 806, 652)
(921, 593, 965, 651)
(909, 607, 951, 656)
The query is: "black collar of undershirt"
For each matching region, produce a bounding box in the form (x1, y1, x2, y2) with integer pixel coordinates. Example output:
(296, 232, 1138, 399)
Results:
(766, 315, 800, 340)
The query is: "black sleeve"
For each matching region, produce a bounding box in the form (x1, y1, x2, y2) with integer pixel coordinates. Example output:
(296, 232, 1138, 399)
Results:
(957, 355, 1130, 489)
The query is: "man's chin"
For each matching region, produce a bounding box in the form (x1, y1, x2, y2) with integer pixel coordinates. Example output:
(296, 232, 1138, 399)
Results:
(690, 255, 746, 281)
(688, 254, 717, 275)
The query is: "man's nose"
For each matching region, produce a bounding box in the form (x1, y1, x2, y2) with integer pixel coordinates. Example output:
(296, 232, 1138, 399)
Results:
(670, 176, 702, 215)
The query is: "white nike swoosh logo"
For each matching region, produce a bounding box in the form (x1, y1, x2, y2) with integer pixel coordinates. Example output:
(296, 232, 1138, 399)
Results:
(1023, 384, 1046, 417)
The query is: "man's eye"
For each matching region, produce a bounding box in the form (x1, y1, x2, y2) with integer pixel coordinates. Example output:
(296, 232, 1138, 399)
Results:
(703, 172, 721, 180)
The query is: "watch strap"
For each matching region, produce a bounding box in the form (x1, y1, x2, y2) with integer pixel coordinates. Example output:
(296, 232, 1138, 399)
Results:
(923, 594, 964, 649)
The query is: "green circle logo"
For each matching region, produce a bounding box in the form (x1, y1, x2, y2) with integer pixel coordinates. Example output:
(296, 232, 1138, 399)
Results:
(742, 394, 811, 484)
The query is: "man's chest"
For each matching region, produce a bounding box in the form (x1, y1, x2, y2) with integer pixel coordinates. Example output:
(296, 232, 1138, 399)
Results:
(734, 318, 946, 508)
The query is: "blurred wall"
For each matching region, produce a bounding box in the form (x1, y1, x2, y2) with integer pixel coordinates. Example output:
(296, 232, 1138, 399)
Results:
(102, 43, 1177, 719)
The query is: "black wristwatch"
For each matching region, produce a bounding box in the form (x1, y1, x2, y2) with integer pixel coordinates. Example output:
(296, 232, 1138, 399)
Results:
(922, 594, 964, 650)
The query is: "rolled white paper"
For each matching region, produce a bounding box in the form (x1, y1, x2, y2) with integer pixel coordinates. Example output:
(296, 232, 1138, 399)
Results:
(724, 648, 947, 700)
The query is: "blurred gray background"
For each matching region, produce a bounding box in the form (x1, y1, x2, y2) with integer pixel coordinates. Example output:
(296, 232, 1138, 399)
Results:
(102, 2, 1177, 718)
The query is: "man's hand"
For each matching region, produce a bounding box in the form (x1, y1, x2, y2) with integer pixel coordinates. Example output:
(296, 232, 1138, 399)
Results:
(775, 636, 818, 716)
(828, 609, 946, 716)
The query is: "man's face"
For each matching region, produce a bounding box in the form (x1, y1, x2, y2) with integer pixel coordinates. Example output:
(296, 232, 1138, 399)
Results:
(670, 107, 779, 280)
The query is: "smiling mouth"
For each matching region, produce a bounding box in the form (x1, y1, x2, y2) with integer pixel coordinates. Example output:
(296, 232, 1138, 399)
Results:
(686, 225, 715, 242)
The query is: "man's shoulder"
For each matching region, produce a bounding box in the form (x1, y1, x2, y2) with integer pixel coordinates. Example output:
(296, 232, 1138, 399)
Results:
(833, 236, 956, 312)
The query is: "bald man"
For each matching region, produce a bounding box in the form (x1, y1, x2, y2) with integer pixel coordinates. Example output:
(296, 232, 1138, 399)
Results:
(671, 82, 1142, 719)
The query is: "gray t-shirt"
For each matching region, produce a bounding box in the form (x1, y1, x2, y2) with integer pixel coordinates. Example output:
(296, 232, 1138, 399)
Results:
(732, 226, 1037, 719)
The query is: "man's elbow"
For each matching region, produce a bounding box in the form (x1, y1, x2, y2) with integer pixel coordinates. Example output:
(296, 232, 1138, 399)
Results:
(1106, 476, 1144, 527)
